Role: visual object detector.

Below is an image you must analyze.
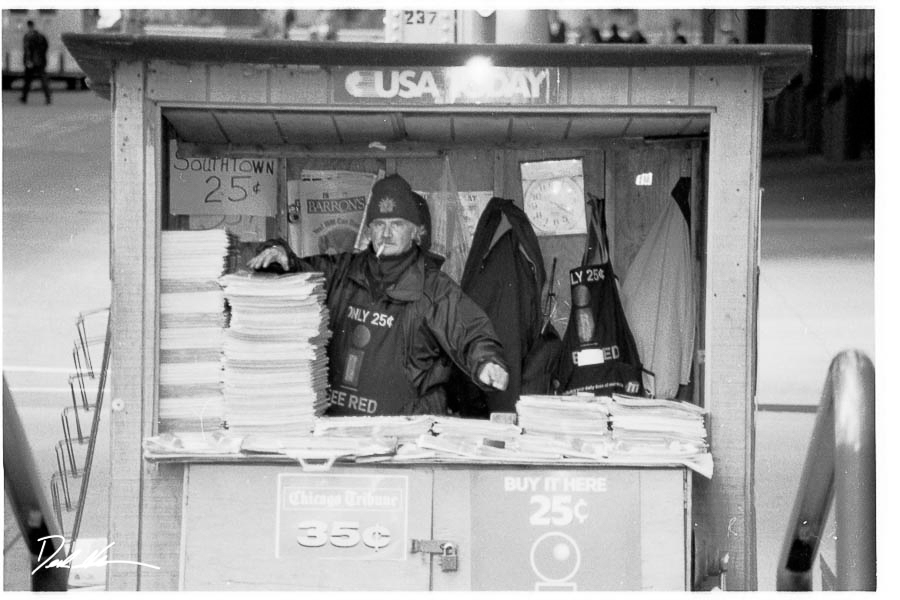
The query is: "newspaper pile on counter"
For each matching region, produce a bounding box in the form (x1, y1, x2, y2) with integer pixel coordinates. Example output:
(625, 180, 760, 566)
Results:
(143, 397, 712, 477)
(413, 416, 524, 459)
(219, 272, 331, 437)
(606, 393, 711, 475)
(158, 229, 236, 432)
(517, 395, 610, 440)
(241, 434, 397, 468)
(511, 395, 614, 461)
(143, 431, 243, 456)
(515, 393, 712, 476)
(226, 416, 429, 465)
(313, 415, 434, 445)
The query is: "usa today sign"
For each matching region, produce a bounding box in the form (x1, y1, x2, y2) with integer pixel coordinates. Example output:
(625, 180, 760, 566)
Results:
(334, 66, 562, 105)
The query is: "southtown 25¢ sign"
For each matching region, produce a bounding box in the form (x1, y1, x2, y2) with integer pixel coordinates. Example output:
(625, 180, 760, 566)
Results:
(334, 66, 563, 105)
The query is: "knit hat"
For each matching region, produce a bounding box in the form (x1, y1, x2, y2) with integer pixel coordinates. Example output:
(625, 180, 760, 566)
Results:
(365, 174, 424, 227)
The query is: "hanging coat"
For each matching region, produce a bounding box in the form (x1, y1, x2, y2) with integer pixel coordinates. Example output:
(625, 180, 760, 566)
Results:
(554, 194, 643, 396)
(451, 197, 548, 416)
(621, 177, 695, 399)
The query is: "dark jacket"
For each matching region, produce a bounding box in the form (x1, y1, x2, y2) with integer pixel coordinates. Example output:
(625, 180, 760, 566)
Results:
(452, 197, 547, 416)
(259, 240, 507, 415)
(23, 30, 48, 69)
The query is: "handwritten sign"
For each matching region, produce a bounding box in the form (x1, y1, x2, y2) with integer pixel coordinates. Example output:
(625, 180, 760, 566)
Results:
(169, 141, 277, 217)
(276, 473, 408, 561)
(521, 159, 587, 236)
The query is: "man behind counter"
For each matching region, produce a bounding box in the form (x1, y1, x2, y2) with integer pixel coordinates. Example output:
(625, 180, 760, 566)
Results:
(248, 174, 509, 416)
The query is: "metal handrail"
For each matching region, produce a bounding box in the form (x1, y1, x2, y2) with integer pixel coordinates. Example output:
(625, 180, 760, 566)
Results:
(776, 350, 876, 591)
(3, 376, 69, 590)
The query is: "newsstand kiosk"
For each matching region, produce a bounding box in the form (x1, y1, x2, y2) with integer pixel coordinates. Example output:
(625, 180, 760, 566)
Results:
(63, 34, 808, 592)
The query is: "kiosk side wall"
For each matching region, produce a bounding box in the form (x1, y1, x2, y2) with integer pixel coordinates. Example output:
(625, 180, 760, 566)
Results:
(108, 60, 186, 592)
(107, 60, 146, 591)
(693, 64, 762, 590)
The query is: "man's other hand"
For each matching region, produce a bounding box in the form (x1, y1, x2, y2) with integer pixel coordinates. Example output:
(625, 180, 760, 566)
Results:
(478, 362, 509, 391)
(247, 245, 289, 271)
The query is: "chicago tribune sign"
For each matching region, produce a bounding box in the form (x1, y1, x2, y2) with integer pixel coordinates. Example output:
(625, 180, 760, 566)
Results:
(334, 66, 562, 105)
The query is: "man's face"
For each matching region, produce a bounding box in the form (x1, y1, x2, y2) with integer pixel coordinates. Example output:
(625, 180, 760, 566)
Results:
(368, 218, 418, 257)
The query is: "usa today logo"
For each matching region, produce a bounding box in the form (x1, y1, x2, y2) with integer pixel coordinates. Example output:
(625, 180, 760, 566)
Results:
(340, 67, 554, 104)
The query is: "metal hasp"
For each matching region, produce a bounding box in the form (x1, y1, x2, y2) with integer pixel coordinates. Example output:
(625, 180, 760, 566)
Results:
(410, 539, 459, 572)
(776, 350, 876, 591)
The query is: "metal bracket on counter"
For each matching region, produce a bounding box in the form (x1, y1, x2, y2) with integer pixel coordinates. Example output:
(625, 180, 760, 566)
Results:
(410, 538, 459, 572)
(283, 453, 339, 472)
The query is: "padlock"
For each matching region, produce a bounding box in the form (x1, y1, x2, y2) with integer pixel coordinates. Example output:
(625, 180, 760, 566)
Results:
(440, 542, 458, 572)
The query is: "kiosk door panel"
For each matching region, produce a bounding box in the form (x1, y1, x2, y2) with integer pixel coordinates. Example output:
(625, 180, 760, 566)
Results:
(432, 466, 688, 591)
(181, 464, 433, 590)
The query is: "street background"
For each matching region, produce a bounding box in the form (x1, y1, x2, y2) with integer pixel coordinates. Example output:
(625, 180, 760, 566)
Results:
(2, 82, 877, 590)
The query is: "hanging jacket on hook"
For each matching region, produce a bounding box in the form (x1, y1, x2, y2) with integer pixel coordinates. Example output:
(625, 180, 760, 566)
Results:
(450, 197, 549, 417)
(621, 177, 695, 399)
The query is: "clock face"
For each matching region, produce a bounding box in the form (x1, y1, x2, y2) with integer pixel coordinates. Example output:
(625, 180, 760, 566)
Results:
(524, 176, 583, 235)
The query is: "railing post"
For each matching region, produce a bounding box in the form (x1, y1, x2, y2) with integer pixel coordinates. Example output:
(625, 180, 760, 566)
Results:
(776, 350, 876, 591)
(775, 365, 836, 591)
(832, 351, 876, 590)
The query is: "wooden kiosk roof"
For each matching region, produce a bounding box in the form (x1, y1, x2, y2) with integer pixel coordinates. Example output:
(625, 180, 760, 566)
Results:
(63, 34, 809, 100)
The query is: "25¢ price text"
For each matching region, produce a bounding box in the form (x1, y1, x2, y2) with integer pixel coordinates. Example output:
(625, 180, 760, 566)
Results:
(204, 175, 262, 204)
(530, 494, 589, 526)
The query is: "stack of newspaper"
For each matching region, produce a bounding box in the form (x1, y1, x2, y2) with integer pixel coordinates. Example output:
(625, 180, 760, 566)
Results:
(219, 271, 331, 436)
(413, 416, 524, 458)
(240, 434, 397, 465)
(158, 229, 236, 432)
(313, 415, 435, 445)
(607, 393, 709, 462)
(431, 416, 522, 440)
(512, 395, 614, 459)
(517, 395, 610, 438)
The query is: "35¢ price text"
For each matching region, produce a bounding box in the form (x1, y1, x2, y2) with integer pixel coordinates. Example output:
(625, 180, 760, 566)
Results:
(296, 520, 392, 551)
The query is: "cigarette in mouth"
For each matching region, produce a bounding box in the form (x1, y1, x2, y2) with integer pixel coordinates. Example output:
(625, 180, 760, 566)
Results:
(375, 243, 385, 258)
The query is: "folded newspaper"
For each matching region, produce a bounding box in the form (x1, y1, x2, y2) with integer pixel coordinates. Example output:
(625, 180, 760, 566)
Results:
(143, 431, 243, 455)
(220, 271, 332, 437)
(158, 229, 235, 433)
(314, 415, 435, 444)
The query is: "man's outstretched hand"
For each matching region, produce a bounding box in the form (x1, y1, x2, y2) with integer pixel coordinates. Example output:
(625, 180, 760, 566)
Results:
(247, 245, 290, 271)
(477, 362, 509, 391)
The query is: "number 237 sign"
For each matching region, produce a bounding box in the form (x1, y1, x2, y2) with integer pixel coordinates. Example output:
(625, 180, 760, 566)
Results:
(169, 142, 277, 217)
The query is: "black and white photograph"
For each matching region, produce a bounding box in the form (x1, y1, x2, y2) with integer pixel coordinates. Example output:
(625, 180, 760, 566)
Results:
(2, 2, 882, 593)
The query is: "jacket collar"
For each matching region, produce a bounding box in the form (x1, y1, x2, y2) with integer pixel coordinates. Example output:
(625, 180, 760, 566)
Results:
(348, 248, 425, 302)
(484, 212, 539, 280)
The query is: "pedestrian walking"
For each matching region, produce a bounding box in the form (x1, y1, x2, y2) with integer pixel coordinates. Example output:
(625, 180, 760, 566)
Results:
(21, 20, 52, 105)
